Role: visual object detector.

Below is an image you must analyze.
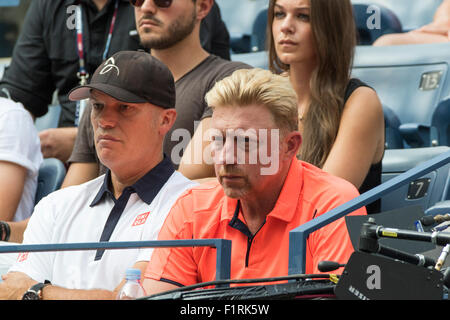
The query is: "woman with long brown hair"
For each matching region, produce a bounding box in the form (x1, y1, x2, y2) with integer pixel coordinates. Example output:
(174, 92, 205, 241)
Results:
(268, 0, 385, 213)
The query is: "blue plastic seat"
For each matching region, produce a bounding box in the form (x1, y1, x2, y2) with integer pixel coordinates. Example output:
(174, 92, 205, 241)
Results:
(381, 146, 450, 212)
(430, 99, 450, 147)
(383, 105, 404, 149)
(0, 0, 20, 7)
(251, 8, 268, 52)
(34, 104, 61, 132)
(35, 158, 66, 205)
(229, 8, 267, 54)
(425, 200, 450, 216)
(398, 123, 432, 148)
(398, 99, 450, 148)
(352, 43, 450, 145)
(352, 3, 403, 45)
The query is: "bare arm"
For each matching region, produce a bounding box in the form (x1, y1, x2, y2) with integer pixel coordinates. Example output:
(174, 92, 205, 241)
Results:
(4, 218, 29, 243)
(39, 127, 78, 163)
(0, 161, 27, 221)
(178, 117, 216, 180)
(142, 278, 179, 297)
(0, 261, 148, 300)
(321, 87, 385, 189)
(61, 162, 99, 188)
(373, 1, 450, 46)
(433, 0, 450, 23)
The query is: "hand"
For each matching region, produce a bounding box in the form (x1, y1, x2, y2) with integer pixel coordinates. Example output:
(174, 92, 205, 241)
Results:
(39, 127, 78, 162)
(0, 272, 37, 300)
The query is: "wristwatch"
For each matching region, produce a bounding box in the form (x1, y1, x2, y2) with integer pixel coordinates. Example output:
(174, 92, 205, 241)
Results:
(22, 281, 51, 300)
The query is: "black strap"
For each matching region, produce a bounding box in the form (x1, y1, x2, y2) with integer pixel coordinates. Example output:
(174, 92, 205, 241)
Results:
(94, 187, 135, 261)
(0, 221, 11, 242)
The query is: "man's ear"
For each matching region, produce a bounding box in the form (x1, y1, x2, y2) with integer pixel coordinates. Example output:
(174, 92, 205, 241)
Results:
(196, 0, 213, 21)
(159, 109, 177, 136)
(282, 131, 302, 160)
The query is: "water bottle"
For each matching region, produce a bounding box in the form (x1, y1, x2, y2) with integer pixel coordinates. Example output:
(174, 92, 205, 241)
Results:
(116, 268, 146, 300)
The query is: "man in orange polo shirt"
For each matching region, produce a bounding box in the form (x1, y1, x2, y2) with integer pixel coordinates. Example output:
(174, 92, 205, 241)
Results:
(142, 68, 367, 295)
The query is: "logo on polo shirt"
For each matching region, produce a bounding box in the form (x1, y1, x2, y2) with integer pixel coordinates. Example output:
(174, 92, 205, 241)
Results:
(17, 252, 29, 262)
(132, 212, 150, 227)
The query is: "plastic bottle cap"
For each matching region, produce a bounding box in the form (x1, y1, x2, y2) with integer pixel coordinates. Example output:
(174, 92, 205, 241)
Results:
(125, 268, 141, 279)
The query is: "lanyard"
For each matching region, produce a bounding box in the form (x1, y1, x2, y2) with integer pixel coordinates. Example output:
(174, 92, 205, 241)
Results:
(75, 0, 119, 85)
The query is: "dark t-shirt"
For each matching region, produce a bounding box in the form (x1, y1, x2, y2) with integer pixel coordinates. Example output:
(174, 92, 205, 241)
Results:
(68, 55, 251, 173)
(0, 0, 141, 127)
(165, 55, 250, 167)
(0, 0, 231, 127)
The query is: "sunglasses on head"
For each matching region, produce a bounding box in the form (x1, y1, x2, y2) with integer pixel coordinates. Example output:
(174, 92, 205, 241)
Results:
(129, 0, 173, 8)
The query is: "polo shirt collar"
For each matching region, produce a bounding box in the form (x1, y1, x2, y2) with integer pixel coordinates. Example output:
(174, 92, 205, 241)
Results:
(222, 158, 303, 224)
(268, 158, 303, 222)
(90, 155, 175, 206)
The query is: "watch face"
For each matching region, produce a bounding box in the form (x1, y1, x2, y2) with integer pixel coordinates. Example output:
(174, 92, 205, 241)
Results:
(22, 291, 40, 300)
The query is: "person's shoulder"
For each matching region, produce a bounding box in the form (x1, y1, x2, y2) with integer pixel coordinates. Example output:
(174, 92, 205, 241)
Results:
(207, 55, 251, 67)
(343, 79, 383, 123)
(0, 98, 30, 117)
(0, 99, 36, 134)
(170, 179, 226, 212)
(31, 0, 61, 12)
(159, 171, 199, 199)
(346, 78, 378, 98)
(300, 160, 360, 200)
(39, 175, 105, 205)
(201, 55, 252, 77)
(163, 180, 228, 234)
(299, 161, 367, 217)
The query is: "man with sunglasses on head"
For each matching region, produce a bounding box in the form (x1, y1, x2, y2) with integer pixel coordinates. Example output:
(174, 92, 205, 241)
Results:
(64, 0, 251, 187)
(0, 51, 197, 300)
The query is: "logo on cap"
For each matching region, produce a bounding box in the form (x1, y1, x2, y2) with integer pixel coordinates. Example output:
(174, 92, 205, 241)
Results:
(100, 57, 120, 76)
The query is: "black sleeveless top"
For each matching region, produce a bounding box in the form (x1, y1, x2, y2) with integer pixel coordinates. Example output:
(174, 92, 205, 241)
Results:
(344, 78, 382, 214)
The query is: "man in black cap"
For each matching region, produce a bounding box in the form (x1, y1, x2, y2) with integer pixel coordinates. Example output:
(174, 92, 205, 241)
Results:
(0, 0, 231, 164)
(0, 51, 196, 300)
(63, 0, 251, 188)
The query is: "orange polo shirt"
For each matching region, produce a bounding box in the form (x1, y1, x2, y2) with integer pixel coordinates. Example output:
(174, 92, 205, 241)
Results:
(145, 159, 366, 287)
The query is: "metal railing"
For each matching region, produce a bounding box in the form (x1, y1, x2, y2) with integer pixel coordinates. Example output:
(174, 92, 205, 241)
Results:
(0, 239, 232, 287)
(288, 149, 450, 275)
(1, 150, 448, 285)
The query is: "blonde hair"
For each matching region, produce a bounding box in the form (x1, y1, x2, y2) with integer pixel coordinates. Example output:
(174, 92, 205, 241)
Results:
(205, 68, 298, 134)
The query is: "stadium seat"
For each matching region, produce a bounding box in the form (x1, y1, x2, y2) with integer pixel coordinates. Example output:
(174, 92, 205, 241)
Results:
(425, 200, 450, 217)
(251, 8, 268, 52)
(383, 105, 404, 149)
(34, 104, 61, 132)
(245, 4, 404, 50)
(397, 99, 450, 148)
(398, 123, 432, 148)
(381, 146, 450, 212)
(352, 3, 403, 45)
(35, 158, 66, 205)
(430, 99, 450, 147)
(352, 43, 450, 141)
(0, 0, 19, 7)
(229, 8, 267, 54)
(230, 3, 404, 52)
(351, 0, 442, 32)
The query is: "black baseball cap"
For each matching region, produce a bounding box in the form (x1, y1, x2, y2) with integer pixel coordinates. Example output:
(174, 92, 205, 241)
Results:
(69, 50, 175, 109)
